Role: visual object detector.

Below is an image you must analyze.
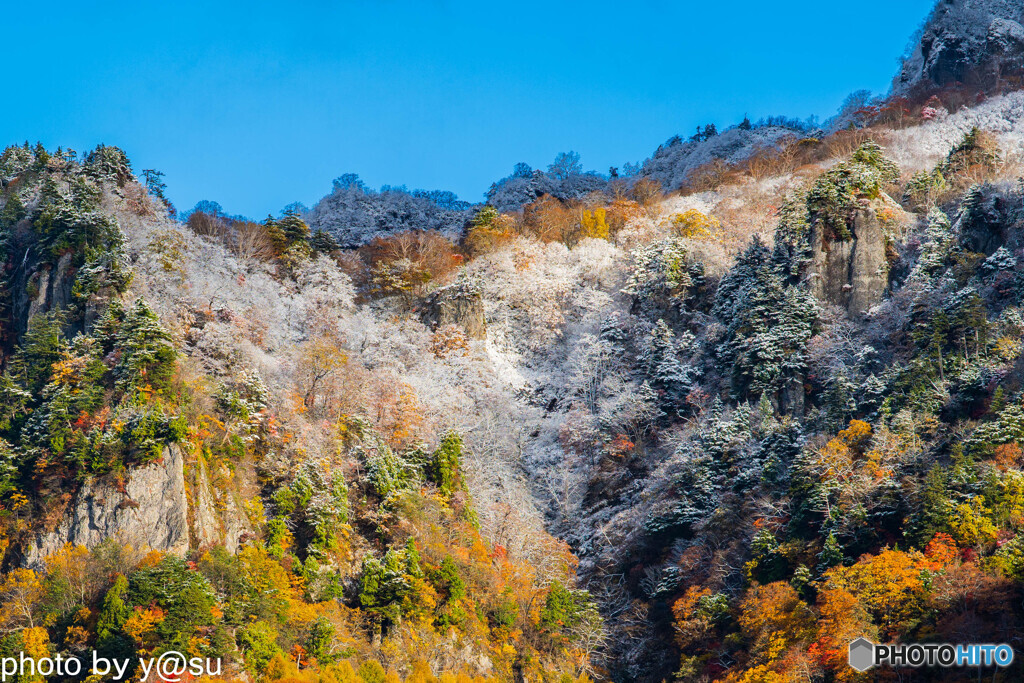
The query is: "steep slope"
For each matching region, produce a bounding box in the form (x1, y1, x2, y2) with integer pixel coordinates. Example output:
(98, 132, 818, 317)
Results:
(0, 145, 597, 682)
(894, 0, 1024, 97)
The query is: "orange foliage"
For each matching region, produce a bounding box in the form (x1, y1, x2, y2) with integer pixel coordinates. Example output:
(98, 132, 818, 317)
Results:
(808, 587, 874, 681)
(837, 419, 872, 453)
(429, 325, 470, 358)
(604, 199, 644, 237)
(521, 195, 577, 244)
(924, 533, 959, 567)
(361, 230, 462, 295)
(823, 549, 928, 640)
(737, 582, 814, 665)
(994, 442, 1023, 471)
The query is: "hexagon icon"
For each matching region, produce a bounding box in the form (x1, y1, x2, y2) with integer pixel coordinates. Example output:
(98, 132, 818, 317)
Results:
(848, 637, 875, 672)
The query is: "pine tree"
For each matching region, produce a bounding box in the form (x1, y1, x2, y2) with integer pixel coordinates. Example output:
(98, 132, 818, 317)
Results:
(278, 208, 310, 244)
(713, 237, 817, 406)
(640, 319, 698, 411)
(113, 299, 176, 395)
(0, 192, 26, 230)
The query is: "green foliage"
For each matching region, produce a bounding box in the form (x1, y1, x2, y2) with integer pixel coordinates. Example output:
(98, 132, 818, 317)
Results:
(8, 312, 68, 394)
(713, 237, 818, 404)
(903, 168, 947, 210)
(83, 144, 133, 186)
(278, 209, 310, 243)
(358, 545, 421, 625)
(0, 144, 35, 183)
(364, 441, 416, 499)
(272, 460, 349, 558)
(968, 400, 1024, 456)
(305, 617, 336, 664)
(428, 432, 463, 498)
(808, 141, 899, 241)
(96, 574, 131, 650)
(471, 205, 499, 228)
(430, 556, 466, 601)
(0, 192, 26, 230)
(264, 208, 310, 256)
(310, 229, 339, 253)
(32, 176, 121, 257)
(237, 621, 282, 674)
(540, 581, 601, 638)
(73, 242, 132, 302)
(0, 439, 18, 497)
(774, 190, 811, 252)
(623, 236, 702, 307)
(940, 127, 999, 178)
(128, 557, 217, 648)
(108, 298, 177, 394)
(0, 299, 183, 478)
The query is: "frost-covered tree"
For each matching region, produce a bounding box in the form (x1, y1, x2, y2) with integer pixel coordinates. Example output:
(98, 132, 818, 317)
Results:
(713, 237, 818, 410)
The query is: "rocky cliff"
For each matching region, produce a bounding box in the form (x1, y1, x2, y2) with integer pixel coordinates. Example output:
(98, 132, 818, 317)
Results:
(807, 197, 893, 317)
(23, 445, 243, 568)
(894, 0, 1024, 96)
(420, 280, 487, 339)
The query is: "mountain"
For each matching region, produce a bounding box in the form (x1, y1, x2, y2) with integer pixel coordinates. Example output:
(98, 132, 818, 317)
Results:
(894, 0, 1024, 97)
(2, 2, 1024, 683)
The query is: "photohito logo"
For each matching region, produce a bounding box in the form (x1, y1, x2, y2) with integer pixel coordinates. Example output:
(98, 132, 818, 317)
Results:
(848, 638, 1014, 671)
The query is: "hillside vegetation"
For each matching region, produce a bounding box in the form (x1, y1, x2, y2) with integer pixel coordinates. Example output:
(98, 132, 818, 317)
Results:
(2, 3, 1024, 683)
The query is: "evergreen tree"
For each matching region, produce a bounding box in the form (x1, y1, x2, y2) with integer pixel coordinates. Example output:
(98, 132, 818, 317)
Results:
(113, 299, 177, 394)
(97, 574, 130, 642)
(713, 237, 817, 407)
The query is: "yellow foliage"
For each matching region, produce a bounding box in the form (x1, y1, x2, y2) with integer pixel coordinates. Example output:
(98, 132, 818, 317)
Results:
(50, 351, 91, 386)
(465, 216, 516, 256)
(837, 419, 872, 452)
(579, 208, 609, 240)
(994, 336, 1022, 363)
(0, 568, 43, 631)
(949, 496, 999, 547)
(137, 550, 167, 569)
(124, 606, 165, 649)
(671, 209, 721, 240)
(21, 626, 49, 659)
(722, 663, 799, 683)
(823, 549, 927, 639)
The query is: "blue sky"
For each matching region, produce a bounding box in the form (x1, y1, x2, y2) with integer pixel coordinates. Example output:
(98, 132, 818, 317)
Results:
(4, 0, 935, 218)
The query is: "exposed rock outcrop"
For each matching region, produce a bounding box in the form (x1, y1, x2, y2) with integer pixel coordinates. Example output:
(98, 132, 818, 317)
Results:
(12, 251, 76, 342)
(420, 281, 486, 339)
(894, 0, 1024, 97)
(23, 445, 246, 567)
(25, 445, 189, 567)
(807, 197, 892, 317)
(189, 455, 246, 554)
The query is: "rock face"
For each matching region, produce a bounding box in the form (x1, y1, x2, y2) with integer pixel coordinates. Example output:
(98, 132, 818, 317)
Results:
(807, 198, 891, 317)
(25, 445, 189, 567)
(12, 251, 76, 341)
(420, 282, 486, 339)
(189, 456, 246, 554)
(894, 0, 1024, 97)
(23, 445, 245, 567)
